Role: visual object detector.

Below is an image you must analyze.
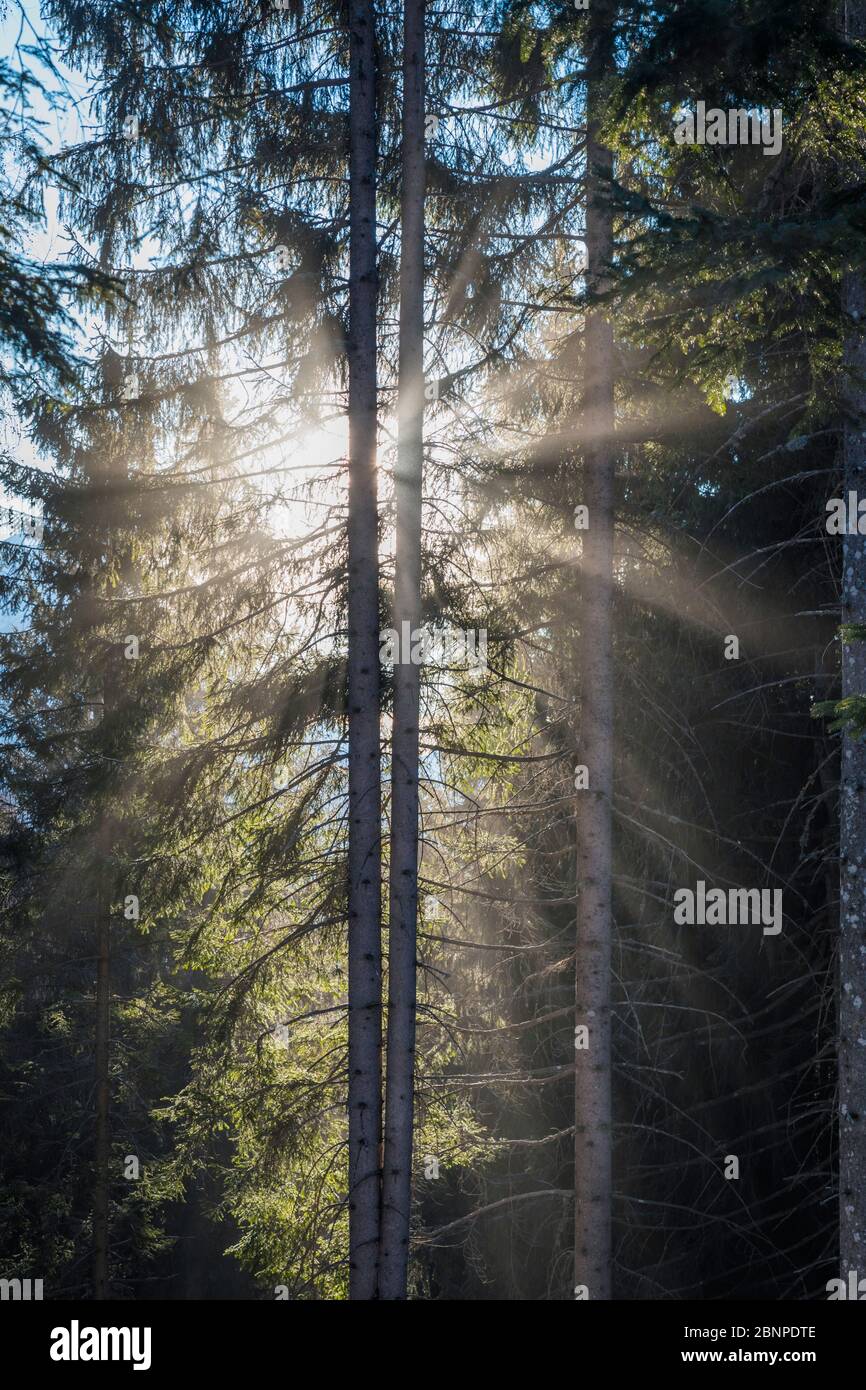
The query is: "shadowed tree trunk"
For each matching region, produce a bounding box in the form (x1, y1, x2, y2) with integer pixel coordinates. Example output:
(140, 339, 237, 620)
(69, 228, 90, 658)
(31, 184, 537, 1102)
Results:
(92, 419, 119, 1302)
(93, 877, 110, 1299)
(839, 283, 866, 1271)
(379, 0, 426, 1302)
(347, 0, 384, 1301)
(574, 1, 615, 1303)
(840, 0, 866, 1278)
(93, 697, 121, 1300)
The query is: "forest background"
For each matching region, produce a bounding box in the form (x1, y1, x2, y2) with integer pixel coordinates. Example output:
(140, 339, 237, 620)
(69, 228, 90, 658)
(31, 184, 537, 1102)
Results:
(0, 0, 864, 1302)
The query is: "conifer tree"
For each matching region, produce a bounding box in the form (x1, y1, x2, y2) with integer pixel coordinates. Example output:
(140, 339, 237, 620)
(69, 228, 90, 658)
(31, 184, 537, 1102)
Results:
(346, 0, 384, 1300)
(379, 0, 426, 1301)
(838, 0, 866, 1281)
(574, 0, 615, 1303)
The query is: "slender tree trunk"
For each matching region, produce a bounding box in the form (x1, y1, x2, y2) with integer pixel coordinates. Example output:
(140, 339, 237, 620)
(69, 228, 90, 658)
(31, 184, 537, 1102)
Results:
(93, 881, 110, 1299)
(574, 4, 614, 1302)
(379, 0, 425, 1302)
(840, 295, 866, 1273)
(347, 0, 383, 1301)
(840, 0, 866, 1269)
(92, 458, 118, 1301)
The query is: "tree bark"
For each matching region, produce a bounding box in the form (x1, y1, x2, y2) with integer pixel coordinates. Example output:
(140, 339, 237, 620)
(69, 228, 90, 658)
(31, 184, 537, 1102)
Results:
(347, 0, 383, 1301)
(839, 0, 866, 1292)
(92, 881, 110, 1299)
(574, 3, 615, 1302)
(840, 0, 866, 1270)
(92, 424, 118, 1302)
(379, 0, 426, 1302)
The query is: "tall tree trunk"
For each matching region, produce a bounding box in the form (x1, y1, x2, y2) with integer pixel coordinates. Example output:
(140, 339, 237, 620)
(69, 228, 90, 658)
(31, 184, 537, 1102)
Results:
(840, 0, 866, 1279)
(92, 442, 118, 1301)
(92, 880, 110, 1299)
(347, 0, 383, 1301)
(840, 287, 866, 1279)
(574, 4, 614, 1302)
(379, 0, 425, 1302)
